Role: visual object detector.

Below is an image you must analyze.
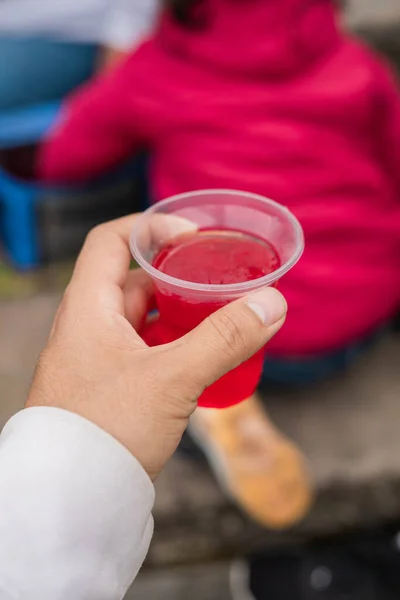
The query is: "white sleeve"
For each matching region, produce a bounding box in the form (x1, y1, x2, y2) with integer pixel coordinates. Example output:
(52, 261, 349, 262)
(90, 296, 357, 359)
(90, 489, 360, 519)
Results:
(0, 407, 155, 600)
(101, 0, 159, 50)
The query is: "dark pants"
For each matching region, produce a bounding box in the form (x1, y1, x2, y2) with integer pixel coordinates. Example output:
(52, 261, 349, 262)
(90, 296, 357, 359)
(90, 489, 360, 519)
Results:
(261, 330, 384, 389)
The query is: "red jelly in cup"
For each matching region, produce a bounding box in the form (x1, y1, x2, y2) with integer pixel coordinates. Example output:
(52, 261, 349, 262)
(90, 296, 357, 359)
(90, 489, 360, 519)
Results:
(130, 190, 304, 409)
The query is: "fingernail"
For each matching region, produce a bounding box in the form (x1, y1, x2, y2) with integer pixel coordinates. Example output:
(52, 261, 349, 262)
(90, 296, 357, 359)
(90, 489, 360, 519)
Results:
(246, 288, 287, 326)
(152, 214, 198, 243)
(164, 216, 198, 239)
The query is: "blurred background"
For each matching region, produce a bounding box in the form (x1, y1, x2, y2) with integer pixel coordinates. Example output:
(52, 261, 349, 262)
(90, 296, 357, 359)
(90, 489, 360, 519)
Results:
(0, 1, 400, 599)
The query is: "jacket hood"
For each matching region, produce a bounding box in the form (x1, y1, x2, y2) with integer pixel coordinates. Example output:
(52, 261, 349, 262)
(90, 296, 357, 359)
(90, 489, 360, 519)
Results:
(159, 0, 340, 78)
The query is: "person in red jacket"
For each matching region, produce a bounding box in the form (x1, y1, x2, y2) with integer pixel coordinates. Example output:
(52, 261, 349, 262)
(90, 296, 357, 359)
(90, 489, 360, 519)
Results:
(39, 0, 400, 529)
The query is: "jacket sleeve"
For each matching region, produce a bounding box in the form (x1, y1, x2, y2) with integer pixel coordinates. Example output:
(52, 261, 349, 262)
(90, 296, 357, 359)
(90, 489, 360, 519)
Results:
(0, 407, 155, 600)
(38, 50, 151, 184)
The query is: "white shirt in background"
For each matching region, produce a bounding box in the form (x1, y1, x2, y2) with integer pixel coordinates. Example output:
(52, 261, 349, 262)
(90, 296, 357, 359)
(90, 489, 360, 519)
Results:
(0, 0, 159, 49)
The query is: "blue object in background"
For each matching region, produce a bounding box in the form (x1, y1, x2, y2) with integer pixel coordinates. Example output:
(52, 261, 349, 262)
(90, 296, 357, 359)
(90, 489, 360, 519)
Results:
(0, 101, 149, 270)
(0, 37, 97, 269)
(0, 36, 149, 269)
(0, 101, 61, 149)
(0, 37, 96, 111)
(0, 102, 61, 268)
(0, 167, 41, 269)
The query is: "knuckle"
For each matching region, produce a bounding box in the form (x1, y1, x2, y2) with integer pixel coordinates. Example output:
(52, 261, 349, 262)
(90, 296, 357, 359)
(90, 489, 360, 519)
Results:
(50, 285, 82, 339)
(60, 284, 73, 307)
(30, 348, 53, 391)
(85, 223, 106, 245)
(207, 311, 249, 356)
(57, 285, 76, 320)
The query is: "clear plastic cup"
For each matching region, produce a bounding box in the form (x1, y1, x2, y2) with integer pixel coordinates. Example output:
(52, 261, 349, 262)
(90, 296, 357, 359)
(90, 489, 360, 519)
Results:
(130, 189, 304, 409)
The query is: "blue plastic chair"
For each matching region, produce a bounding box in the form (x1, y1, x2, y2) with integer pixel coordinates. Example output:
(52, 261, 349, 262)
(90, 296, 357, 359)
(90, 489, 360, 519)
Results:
(0, 101, 60, 150)
(0, 102, 149, 269)
(0, 102, 61, 268)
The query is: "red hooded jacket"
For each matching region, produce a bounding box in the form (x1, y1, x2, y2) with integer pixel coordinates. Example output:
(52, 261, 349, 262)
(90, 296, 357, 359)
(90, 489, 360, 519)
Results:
(39, 0, 400, 355)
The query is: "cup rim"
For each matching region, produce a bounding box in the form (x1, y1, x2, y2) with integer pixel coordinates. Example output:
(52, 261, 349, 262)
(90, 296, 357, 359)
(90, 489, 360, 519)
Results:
(130, 189, 305, 294)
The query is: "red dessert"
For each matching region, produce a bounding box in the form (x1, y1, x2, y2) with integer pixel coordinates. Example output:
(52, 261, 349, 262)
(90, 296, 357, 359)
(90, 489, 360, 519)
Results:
(154, 230, 280, 285)
(141, 230, 280, 408)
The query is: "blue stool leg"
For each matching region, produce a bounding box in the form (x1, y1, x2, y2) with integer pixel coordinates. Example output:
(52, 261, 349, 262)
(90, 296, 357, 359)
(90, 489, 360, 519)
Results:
(1, 178, 39, 269)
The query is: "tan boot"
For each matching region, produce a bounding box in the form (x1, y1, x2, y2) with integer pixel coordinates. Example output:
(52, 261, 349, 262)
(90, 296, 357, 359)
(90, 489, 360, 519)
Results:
(188, 393, 312, 529)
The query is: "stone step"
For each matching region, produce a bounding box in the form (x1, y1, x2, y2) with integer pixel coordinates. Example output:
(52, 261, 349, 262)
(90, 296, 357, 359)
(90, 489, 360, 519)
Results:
(127, 563, 232, 600)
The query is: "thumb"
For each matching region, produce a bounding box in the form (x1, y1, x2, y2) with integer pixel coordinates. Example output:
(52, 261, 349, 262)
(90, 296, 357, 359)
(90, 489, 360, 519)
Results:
(170, 287, 287, 390)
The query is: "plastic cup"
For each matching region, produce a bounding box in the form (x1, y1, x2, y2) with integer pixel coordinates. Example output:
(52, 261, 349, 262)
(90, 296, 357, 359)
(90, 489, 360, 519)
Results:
(130, 189, 304, 409)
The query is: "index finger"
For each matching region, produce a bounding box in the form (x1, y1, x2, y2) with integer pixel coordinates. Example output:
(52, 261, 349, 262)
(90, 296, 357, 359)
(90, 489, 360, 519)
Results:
(69, 214, 140, 314)
(69, 212, 197, 316)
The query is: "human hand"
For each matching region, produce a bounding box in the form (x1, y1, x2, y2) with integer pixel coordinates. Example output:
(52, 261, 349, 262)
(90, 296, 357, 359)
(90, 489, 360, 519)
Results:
(27, 215, 287, 480)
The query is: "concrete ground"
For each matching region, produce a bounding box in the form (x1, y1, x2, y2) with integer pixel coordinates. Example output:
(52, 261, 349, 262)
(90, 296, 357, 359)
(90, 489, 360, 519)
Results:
(127, 563, 233, 600)
(0, 293, 60, 423)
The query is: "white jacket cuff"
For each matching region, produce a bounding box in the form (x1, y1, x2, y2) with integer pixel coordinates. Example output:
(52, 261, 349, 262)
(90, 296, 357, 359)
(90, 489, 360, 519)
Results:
(0, 407, 155, 600)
